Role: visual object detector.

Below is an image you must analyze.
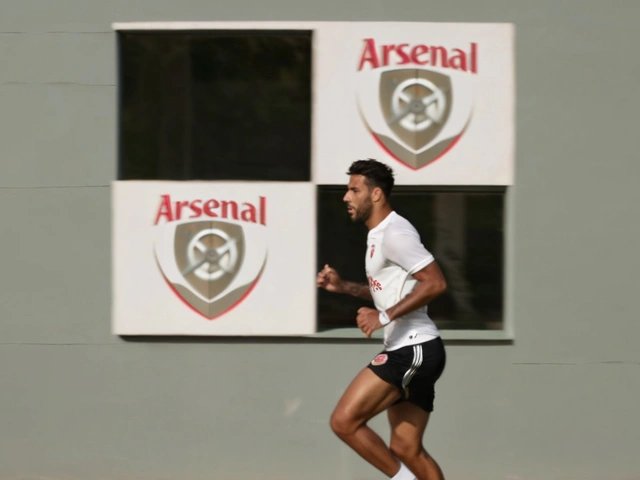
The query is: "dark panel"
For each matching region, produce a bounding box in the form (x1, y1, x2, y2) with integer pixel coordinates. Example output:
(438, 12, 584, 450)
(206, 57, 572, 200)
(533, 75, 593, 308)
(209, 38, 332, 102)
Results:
(117, 30, 312, 181)
(316, 186, 505, 331)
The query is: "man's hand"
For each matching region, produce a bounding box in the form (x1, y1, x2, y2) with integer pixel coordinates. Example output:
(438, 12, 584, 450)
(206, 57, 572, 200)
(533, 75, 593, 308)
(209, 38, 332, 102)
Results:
(317, 264, 373, 300)
(316, 264, 343, 293)
(356, 307, 385, 338)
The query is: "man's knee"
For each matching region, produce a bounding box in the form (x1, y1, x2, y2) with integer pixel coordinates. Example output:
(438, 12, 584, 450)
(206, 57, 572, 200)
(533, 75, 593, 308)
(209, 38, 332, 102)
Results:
(330, 409, 358, 438)
(390, 435, 422, 462)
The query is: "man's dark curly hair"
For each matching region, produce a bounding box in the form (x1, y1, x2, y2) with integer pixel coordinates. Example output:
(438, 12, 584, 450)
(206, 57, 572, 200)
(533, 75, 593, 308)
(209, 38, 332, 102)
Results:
(346, 158, 395, 199)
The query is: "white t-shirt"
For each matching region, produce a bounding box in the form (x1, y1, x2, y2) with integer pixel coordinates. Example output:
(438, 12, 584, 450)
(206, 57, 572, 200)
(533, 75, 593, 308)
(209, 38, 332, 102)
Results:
(365, 211, 440, 351)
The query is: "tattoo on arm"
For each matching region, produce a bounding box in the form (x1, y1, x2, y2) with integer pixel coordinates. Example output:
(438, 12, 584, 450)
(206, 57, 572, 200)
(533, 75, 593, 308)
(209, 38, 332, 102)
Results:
(341, 280, 372, 300)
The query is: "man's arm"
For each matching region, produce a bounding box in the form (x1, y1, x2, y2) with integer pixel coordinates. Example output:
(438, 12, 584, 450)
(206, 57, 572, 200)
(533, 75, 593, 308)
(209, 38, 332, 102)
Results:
(357, 261, 446, 337)
(339, 280, 373, 301)
(384, 261, 447, 322)
(379, 228, 447, 322)
(317, 264, 372, 301)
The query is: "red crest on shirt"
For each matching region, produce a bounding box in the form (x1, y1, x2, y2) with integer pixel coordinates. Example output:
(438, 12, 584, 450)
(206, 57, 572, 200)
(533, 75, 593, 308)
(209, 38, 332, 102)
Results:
(370, 244, 376, 258)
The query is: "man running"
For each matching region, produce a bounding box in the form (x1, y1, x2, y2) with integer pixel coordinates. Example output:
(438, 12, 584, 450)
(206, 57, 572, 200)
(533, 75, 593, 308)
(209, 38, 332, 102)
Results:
(317, 159, 448, 480)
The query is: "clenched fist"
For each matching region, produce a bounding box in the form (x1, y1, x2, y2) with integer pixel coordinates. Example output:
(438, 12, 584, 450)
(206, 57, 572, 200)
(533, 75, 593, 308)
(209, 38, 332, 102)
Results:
(316, 264, 343, 293)
(356, 307, 385, 338)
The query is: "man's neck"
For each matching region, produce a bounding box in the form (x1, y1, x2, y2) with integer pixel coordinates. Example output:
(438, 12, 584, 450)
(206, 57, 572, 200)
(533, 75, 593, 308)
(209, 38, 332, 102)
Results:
(366, 205, 393, 230)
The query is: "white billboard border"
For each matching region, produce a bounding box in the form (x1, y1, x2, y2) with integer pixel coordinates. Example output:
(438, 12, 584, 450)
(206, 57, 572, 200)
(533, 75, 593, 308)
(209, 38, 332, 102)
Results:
(111, 21, 516, 342)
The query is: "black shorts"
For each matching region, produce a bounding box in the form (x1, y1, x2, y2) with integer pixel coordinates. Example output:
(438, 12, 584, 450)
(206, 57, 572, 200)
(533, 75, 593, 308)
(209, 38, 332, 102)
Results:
(367, 336, 446, 413)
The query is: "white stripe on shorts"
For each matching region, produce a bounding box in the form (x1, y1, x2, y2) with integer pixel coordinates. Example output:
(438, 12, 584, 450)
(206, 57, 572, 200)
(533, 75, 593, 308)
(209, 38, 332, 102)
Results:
(401, 344, 423, 396)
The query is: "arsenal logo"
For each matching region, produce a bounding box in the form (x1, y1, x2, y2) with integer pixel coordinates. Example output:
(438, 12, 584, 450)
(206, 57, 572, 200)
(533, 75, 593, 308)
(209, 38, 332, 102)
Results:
(355, 40, 476, 171)
(174, 221, 245, 301)
(153, 195, 268, 320)
(380, 69, 453, 154)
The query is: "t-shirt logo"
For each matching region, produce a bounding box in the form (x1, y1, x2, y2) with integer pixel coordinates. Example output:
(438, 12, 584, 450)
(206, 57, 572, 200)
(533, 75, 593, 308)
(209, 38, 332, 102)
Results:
(368, 276, 382, 292)
(370, 244, 376, 258)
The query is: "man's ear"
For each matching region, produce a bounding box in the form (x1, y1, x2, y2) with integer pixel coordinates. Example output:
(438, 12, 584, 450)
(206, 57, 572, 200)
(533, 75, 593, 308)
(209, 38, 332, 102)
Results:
(372, 187, 383, 203)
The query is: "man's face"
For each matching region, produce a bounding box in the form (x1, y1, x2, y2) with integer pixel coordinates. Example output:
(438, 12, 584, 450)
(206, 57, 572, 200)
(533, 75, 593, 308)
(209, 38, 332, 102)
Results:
(343, 175, 373, 223)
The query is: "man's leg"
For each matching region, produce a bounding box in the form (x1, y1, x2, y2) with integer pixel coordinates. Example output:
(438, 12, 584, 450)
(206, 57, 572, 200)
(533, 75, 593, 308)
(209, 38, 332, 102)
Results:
(387, 401, 445, 480)
(330, 367, 404, 477)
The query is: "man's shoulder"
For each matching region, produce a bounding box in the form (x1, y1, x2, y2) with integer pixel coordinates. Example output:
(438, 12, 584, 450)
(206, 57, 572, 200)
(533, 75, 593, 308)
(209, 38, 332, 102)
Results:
(379, 213, 424, 258)
(385, 212, 420, 237)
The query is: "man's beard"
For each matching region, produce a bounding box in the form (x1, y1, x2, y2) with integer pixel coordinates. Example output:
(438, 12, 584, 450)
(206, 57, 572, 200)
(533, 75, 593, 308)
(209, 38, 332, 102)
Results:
(351, 198, 373, 223)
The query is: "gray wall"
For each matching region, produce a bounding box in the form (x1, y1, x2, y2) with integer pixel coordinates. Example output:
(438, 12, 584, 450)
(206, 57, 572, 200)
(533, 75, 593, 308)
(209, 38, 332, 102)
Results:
(1, 1, 639, 479)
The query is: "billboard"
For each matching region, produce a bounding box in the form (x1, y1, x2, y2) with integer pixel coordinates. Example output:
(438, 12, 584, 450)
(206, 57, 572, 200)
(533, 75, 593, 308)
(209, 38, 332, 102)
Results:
(312, 22, 514, 185)
(112, 181, 316, 335)
(111, 21, 515, 336)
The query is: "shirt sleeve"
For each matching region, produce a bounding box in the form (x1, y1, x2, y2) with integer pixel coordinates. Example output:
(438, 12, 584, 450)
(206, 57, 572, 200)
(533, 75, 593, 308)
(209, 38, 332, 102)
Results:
(381, 228, 435, 274)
